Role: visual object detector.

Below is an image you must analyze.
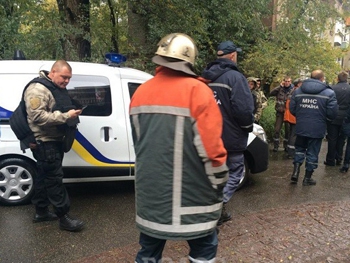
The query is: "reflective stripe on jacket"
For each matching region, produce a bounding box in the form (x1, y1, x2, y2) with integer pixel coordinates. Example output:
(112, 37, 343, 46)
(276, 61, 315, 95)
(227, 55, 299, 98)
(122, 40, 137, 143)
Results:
(130, 66, 228, 240)
(202, 58, 254, 152)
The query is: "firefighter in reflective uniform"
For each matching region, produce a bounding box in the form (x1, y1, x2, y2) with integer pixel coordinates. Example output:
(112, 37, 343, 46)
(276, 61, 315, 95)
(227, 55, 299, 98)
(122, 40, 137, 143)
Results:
(130, 33, 228, 263)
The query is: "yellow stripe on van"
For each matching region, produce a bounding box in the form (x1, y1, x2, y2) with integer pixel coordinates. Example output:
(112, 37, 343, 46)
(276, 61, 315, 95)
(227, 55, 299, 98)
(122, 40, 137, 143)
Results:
(71, 140, 133, 168)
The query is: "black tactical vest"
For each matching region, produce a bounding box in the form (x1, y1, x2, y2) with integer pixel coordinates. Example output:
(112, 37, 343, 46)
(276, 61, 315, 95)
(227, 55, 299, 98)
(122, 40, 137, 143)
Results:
(9, 72, 79, 152)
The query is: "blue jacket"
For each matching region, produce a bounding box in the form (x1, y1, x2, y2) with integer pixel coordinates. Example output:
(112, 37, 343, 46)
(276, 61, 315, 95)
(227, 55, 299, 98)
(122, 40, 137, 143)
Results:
(290, 78, 338, 138)
(202, 58, 254, 152)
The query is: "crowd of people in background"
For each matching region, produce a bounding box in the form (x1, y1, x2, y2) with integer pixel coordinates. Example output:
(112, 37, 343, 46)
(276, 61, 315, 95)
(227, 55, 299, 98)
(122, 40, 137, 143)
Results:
(258, 70, 350, 184)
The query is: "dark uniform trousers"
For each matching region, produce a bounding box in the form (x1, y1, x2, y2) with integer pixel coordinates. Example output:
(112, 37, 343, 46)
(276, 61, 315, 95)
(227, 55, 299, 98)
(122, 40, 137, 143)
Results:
(31, 141, 70, 217)
(135, 231, 218, 263)
(326, 123, 346, 164)
(294, 135, 323, 172)
(274, 111, 290, 149)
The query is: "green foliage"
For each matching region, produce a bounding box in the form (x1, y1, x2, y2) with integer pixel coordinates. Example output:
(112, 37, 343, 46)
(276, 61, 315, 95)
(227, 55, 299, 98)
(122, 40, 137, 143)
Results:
(0, 0, 348, 86)
(259, 98, 277, 142)
(0, 0, 85, 60)
(90, 0, 129, 63)
(241, 0, 345, 83)
(128, 0, 272, 73)
(18, 2, 65, 60)
(0, 1, 35, 59)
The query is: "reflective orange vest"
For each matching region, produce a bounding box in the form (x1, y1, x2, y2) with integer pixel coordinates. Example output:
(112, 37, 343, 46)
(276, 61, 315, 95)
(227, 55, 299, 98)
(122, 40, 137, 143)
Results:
(284, 99, 296, 124)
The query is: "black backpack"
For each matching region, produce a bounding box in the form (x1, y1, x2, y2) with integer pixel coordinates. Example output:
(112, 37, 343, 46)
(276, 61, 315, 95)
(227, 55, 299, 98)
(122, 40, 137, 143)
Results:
(9, 85, 36, 152)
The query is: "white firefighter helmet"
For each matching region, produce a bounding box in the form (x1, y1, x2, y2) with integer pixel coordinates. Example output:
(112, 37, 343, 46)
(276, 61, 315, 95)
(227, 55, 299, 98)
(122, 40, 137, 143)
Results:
(155, 33, 198, 65)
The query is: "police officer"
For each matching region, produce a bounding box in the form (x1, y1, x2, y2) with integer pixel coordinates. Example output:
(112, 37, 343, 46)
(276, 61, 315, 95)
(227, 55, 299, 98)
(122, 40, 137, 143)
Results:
(289, 70, 338, 185)
(24, 60, 85, 231)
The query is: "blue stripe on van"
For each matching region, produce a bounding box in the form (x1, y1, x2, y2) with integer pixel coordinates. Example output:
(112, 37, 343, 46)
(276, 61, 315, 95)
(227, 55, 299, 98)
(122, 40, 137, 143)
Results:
(74, 130, 132, 164)
(0, 107, 12, 119)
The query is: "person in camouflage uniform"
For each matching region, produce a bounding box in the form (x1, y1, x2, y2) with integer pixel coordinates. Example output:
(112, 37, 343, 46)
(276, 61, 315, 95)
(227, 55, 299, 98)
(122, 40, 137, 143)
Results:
(247, 77, 267, 124)
(247, 77, 258, 116)
(254, 77, 268, 124)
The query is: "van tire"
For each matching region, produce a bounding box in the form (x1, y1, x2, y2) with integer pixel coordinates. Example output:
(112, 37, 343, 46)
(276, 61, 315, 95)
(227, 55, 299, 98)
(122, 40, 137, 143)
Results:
(0, 158, 36, 206)
(236, 160, 249, 191)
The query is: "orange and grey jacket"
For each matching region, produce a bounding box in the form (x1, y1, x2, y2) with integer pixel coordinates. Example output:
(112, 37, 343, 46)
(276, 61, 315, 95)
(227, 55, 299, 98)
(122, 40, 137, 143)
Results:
(284, 87, 297, 124)
(130, 66, 228, 240)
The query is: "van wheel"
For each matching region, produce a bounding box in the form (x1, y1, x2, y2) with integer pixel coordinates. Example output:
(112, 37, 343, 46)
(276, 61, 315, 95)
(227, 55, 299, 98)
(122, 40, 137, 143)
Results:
(236, 160, 249, 191)
(0, 158, 36, 206)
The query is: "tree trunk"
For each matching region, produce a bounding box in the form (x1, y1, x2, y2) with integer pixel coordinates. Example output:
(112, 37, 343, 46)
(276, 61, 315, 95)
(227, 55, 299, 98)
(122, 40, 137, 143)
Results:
(107, 0, 119, 53)
(56, 0, 91, 61)
(127, 1, 148, 57)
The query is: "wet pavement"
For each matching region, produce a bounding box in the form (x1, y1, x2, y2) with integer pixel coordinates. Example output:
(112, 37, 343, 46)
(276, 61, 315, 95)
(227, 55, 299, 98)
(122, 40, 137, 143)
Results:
(72, 201, 350, 263)
(2, 140, 350, 263)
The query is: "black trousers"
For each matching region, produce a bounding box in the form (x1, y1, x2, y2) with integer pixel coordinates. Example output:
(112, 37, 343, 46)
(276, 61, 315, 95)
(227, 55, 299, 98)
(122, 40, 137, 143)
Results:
(326, 123, 346, 164)
(135, 231, 218, 262)
(31, 141, 70, 217)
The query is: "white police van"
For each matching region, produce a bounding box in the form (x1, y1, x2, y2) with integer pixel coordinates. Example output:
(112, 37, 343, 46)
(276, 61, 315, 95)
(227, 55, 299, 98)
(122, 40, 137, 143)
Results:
(0, 54, 268, 205)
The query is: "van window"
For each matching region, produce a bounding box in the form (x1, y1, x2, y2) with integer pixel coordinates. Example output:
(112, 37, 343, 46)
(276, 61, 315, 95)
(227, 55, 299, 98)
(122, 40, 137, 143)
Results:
(67, 75, 112, 116)
(128, 83, 142, 98)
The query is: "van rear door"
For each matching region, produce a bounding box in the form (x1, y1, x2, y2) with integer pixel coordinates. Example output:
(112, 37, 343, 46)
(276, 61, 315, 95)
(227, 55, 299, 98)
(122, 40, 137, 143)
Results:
(120, 78, 151, 174)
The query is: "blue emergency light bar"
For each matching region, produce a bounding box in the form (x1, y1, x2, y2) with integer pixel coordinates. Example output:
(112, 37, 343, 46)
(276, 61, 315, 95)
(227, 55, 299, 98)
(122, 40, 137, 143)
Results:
(105, 52, 127, 66)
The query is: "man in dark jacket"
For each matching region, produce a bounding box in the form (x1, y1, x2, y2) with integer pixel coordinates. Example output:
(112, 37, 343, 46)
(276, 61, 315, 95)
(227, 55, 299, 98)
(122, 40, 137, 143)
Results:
(269, 77, 294, 152)
(324, 71, 350, 166)
(202, 40, 254, 225)
(289, 69, 338, 185)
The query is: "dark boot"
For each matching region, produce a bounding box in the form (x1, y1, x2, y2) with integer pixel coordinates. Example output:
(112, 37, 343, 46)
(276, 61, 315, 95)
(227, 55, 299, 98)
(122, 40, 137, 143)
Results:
(33, 207, 58, 223)
(302, 170, 316, 186)
(283, 140, 288, 152)
(217, 203, 232, 226)
(59, 214, 85, 232)
(290, 163, 301, 183)
(340, 163, 349, 173)
(273, 139, 279, 152)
